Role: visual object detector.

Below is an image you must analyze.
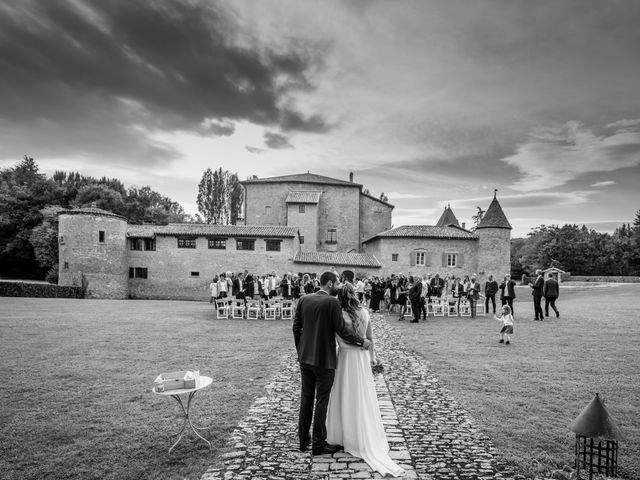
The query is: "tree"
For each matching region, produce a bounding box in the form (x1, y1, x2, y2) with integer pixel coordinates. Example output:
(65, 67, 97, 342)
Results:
(0, 156, 62, 279)
(197, 168, 243, 224)
(73, 184, 126, 215)
(30, 206, 63, 282)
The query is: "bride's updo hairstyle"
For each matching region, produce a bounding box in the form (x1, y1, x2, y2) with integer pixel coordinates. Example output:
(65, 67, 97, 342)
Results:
(337, 283, 362, 332)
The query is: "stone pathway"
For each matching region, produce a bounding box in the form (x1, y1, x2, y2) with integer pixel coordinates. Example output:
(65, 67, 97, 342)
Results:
(201, 314, 521, 480)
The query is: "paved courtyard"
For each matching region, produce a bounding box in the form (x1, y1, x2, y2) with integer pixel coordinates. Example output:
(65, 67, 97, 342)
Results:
(201, 313, 522, 480)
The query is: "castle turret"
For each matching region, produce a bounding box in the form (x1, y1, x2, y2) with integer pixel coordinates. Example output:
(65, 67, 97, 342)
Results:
(475, 191, 512, 279)
(436, 204, 460, 227)
(58, 207, 129, 299)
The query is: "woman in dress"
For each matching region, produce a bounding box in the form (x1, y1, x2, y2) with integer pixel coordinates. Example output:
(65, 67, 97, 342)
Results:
(326, 284, 405, 478)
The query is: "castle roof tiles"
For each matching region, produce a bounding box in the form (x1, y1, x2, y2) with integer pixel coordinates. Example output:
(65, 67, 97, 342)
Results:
(127, 224, 297, 238)
(476, 196, 512, 230)
(59, 207, 127, 220)
(435, 205, 460, 227)
(242, 172, 360, 188)
(294, 250, 381, 268)
(363, 225, 478, 243)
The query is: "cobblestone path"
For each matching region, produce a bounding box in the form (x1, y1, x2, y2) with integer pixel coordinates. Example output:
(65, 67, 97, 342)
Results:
(201, 314, 521, 480)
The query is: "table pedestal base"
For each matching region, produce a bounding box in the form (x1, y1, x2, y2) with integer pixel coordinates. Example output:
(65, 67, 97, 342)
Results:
(167, 391, 212, 454)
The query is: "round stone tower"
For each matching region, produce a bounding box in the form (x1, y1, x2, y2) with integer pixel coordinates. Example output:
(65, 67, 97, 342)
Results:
(58, 206, 129, 299)
(475, 192, 512, 281)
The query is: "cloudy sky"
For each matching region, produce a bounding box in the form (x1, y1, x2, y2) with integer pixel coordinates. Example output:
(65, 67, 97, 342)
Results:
(1, 0, 639, 237)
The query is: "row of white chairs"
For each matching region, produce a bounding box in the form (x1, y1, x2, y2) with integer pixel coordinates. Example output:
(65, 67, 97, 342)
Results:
(214, 296, 295, 320)
(404, 297, 487, 317)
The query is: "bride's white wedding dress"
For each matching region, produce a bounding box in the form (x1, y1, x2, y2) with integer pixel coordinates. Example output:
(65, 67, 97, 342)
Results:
(326, 308, 405, 477)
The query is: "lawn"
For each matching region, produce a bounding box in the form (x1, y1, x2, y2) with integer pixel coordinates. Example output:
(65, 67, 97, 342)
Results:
(388, 284, 640, 479)
(0, 298, 293, 480)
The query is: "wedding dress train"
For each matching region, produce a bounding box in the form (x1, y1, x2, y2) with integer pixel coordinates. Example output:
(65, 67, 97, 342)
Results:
(326, 308, 405, 477)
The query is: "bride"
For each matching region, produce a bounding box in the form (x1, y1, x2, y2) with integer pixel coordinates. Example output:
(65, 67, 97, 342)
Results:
(326, 283, 406, 477)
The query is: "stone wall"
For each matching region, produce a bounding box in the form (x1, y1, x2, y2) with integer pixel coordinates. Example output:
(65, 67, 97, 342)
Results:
(476, 228, 511, 281)
(244, 181, 362, 253)
(363, 237, 479, 279)
(359, 194, 393, 248)
(58, 214, 129, 299)
(565, 275, 640, 283)
(128, 235, 297, 300)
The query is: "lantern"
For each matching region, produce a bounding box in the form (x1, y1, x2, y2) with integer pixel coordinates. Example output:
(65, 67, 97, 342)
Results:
(569, 393, 623, 479)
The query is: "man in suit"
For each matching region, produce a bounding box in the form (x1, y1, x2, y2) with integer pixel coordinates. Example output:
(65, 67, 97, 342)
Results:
(408, 279, 422, 323)
(429, 273, 445, 298)
(530, 269, 545, 321)
(232, 272, 245, 299)
(293, 271, 370, 455)
(467, 274, 481, 318)
(543, 273, 560, 318)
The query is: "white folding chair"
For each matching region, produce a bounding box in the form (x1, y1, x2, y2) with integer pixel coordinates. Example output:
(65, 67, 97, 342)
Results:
(432, 298, 445, 316)
(405, 301, 412, 316)
(475, 296, 487, 316)
(246, 299, 261, 319)
(262, 300, 277, 320)
(231, 299, 246, 319)
(215, 299, 230, 319)
(459, 299, 471, 317)
(280, 300, 294, 320)
(445, 298, 458, 316)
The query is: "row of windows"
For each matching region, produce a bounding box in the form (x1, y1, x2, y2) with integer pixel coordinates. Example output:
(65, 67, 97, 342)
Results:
(265, 205, 306, 214)
(391, 252, 460, 267)
(177, 237, 282, 252)
(129, 268, 204, 280)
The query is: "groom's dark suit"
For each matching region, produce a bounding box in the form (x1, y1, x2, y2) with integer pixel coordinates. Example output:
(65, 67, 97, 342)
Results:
(293, 290, 365, 451)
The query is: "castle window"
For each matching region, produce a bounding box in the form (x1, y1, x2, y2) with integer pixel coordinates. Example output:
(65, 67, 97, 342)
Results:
(177, 237, 197, 249)
(208, 238, 226, 249)
(299, 235, 304, 244)
(447, 253, 458, 267)
(99, 230, 105, 243)
(144, 238, 155, 251)
(392, 253, 398, 262)
(129, 267, 148, 279)
(415, 252, 426, 266)
(236, 239, 255, 251)
(191, 271, 199, 277)
(265, 205, 271, 215)
(265, 239, 281, 252)
(59, 235, 64, 244)
(64, 262, 69, 270)
(130, 238, 143, 251)
(326, 228, 337, 244)
(299, 205, 306, 214)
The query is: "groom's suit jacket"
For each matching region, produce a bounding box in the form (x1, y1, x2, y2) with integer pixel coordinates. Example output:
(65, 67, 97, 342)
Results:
(293, 290, 365, 370)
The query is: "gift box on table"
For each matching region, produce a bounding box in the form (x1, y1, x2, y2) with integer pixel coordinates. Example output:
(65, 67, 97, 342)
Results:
(154, 370, 200, 392)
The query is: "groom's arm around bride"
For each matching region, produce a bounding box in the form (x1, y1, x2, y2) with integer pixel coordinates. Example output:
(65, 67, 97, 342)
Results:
(292, 271, 370, 454)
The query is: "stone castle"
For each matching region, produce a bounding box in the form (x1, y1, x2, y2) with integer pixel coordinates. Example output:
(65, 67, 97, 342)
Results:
(58, 172, 511, 299)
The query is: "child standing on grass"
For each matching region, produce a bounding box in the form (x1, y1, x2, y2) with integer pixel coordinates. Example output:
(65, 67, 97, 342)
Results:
(495, 305, 514, 344)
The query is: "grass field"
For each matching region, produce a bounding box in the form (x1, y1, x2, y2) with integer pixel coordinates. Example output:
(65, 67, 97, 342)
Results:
(0, 298, 292, 480)
(2, 286, 638, 480)
(388, 284, 640, 479)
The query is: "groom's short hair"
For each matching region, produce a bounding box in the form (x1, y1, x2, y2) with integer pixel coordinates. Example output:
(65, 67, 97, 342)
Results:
(320, 271, 337, 286)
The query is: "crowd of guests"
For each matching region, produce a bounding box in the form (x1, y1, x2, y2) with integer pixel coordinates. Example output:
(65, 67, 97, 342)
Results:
(208, 270, 519, 319)
(209, 270, 323, 303)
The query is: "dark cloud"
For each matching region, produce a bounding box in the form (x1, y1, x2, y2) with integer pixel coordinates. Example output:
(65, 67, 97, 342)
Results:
(0, 0, 327, 164)
(264, 132, 293, 149)
(245, 146, 266, 154)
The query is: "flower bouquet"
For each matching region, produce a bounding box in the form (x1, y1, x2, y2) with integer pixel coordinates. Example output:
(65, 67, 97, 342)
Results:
(371, 362, 385, 375)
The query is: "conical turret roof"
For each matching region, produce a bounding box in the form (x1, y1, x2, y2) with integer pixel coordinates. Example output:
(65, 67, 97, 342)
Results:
(436, 204, 460, 227)
(476, 192, 511, 230)
(569, 393, 623, 440)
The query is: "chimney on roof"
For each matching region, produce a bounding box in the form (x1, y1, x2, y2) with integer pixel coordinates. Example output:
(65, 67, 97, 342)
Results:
(461, 222, 466, 229)
(349, 172, 354, 182)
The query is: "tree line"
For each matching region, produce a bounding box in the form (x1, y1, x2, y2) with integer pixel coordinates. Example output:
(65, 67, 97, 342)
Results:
(510, 218, 640, 277)
(0, 157, 243, 281)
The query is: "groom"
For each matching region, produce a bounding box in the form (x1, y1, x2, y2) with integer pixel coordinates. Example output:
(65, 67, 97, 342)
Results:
(293, 271, 370, 455)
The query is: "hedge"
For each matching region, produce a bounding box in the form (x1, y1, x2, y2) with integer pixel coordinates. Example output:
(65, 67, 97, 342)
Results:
(0, 281, 84, 298)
